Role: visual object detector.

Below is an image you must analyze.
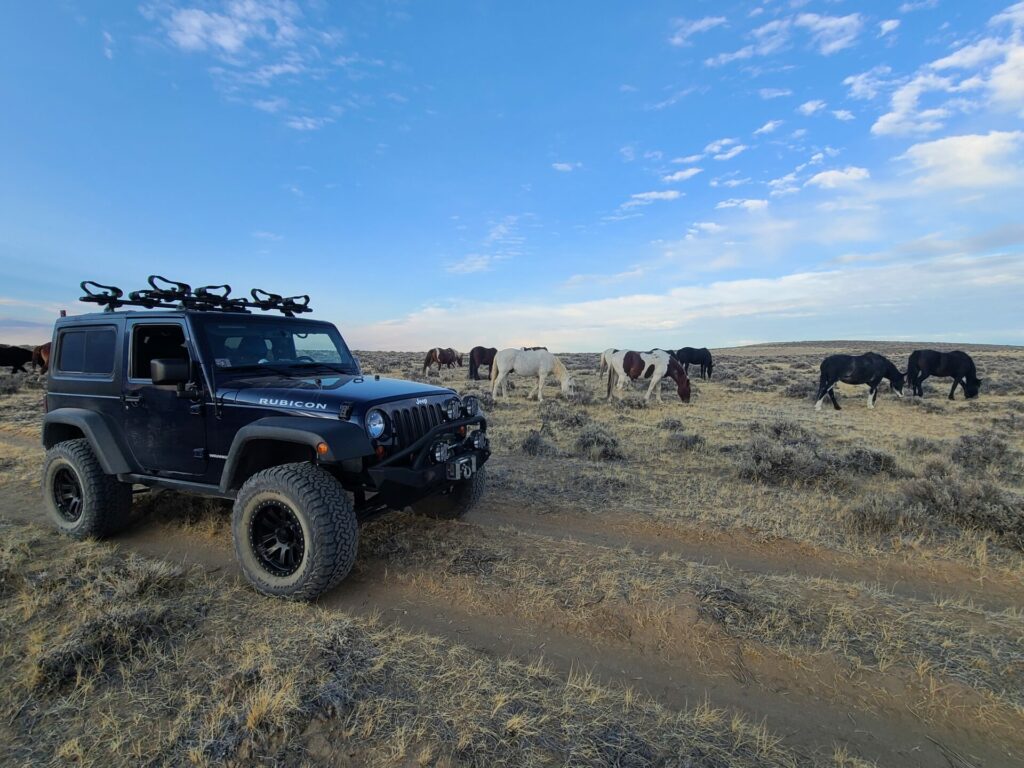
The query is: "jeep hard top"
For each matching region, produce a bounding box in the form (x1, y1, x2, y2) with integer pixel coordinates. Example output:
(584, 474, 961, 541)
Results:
(41, 277, 490, 599)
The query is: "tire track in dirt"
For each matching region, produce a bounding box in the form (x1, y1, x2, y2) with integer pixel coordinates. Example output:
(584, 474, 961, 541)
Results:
(469, 499, 1024, 613)
(1, 482, 1018, 768)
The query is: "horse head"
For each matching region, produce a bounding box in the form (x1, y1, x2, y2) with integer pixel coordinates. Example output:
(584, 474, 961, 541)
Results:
(890, 369, 906, 397)
(669, 359, 691, 403)
(965, 378, 982, 398)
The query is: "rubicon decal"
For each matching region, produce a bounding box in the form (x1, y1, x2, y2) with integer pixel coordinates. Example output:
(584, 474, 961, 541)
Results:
(258, 398, 328, 411)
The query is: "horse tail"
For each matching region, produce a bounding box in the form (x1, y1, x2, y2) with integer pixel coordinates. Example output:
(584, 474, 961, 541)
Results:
(906, 351, 920, 382)
(489, 352, 500, 384)
(468, 353, 477, 380)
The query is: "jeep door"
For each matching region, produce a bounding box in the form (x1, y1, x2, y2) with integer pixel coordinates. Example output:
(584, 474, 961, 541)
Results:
(122, 320, 208, 476)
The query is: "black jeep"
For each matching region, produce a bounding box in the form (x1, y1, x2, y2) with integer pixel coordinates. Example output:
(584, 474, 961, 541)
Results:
(41, 277, 489, 599)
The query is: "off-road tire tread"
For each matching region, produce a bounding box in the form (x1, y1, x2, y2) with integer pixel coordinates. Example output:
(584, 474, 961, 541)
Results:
(233, 462, 357, 601)
(412, 465, 488, 520)
(42, 438, 132, 539)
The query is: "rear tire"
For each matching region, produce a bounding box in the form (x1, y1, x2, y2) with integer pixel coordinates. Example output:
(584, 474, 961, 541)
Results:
(411, 466, 487, 520)
(42, 439, 132, 539)
(232, 463, 358, 601)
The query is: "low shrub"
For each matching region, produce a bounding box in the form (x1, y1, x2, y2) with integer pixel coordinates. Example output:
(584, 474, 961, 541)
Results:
(951, 431, 1016, 472)
(666, 432, 705, 451)
(575, 424, 624, 461)
(781, 380, 815, 400)
(657, 417, 683, 430)
(520, 430, 558, 457)
(539, 400, 589, 428)
(903, 474, 1024, 549)
(841, 497, 931, 536)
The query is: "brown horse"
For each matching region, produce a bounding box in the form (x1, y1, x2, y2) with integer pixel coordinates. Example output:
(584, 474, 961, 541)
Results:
(468, 346, 497, 380)
(32, 342, 52, 374)
(422, 347, 463, 374)
(522, 346, 548, 351)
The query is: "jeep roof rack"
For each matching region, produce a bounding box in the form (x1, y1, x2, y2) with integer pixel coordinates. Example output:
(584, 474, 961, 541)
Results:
(79, 276, 312, 317)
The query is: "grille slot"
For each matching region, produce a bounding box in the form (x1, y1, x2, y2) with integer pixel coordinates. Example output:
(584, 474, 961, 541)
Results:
(388, 402, 444, 451)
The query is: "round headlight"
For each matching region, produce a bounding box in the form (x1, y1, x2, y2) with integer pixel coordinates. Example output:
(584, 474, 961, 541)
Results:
(462, 395, 481, 417)
(444, 397, 462, 420)
(432, 441, 451, 463)
(366, 409, 386, 439)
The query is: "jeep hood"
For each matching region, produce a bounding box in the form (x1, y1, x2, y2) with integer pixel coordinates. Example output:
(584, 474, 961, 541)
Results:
(221, 374, 454, 413)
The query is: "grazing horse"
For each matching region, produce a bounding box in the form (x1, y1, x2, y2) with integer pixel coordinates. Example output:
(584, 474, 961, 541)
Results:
(606, 349, 691, 403)
(32, 342, 51, 374)
(0, 345, 33, 374)
(674, 347, 714, 379)
(468, 346, 497, 381)
(815, 352, 905, 411)
(491, 348, 573, 401)
(422, 347, 463, 374)
(522, 346, 548, 351)
(598, 348, 618, 376)
(907, 350, 981, 400)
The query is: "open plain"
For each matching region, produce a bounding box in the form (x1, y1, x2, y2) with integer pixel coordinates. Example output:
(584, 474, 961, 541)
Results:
(1, 341, 1022, 767)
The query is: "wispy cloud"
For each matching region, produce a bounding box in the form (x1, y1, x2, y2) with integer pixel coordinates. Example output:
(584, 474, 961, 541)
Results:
(758, 87, 792, 99)
(754, 119, 783, 135)
(622, 190, 683, 209)
(879, 19, 900, 37)
(797, 99, 826, 116)
(285, 115, 332, 131)
(805, 166, 870, 189)
(794, 13, 864, 55)
(832, 109, 855, 121)
(446, 254, 499, 274)
(716, 198, 768, 211)
(102, 31, 115, 59)
(899, 130, 1024, 189)
(252, 230, 283, 240)
(662, 168, 703, 182)
(552, 161, 581, 172)
(669, 16, 727, 46)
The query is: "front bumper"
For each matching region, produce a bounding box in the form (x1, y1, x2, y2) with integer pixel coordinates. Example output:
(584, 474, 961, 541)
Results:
(365, 415, 489, 507)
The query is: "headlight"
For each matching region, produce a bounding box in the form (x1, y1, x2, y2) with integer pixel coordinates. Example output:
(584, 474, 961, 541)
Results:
(366, 409, 386, 439)
(444, 397, 461, 420)
(469, 429, 489, 451)
(432, 441, 452, 463)
(462, 395, 481, 417)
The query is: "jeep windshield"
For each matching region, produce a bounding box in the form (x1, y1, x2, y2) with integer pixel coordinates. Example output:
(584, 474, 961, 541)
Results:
(194, 317, 359, 375)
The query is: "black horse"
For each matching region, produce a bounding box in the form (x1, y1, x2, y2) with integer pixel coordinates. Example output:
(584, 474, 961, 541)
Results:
(674, 347, 714, 379)
(0, 345, 33, 374)
(815, 352, 905, 411)
(907, 350, 981, 400)
(468, 346, 497, 381)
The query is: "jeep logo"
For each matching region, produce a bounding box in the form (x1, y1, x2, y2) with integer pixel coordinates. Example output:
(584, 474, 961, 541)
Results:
(416, 398, 428, 405)
(258, 398, 328, 411)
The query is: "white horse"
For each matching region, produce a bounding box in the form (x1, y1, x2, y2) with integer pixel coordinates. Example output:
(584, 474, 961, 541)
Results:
(491, 348, 574, 401)
(606, 349, 690, 403)
(598, 348, 618, 376)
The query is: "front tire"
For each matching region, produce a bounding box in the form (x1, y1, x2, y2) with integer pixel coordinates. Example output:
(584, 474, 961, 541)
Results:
(42, 439, 132, 539)
(232, 463, 358, 601)
(411, 466, 487, 520)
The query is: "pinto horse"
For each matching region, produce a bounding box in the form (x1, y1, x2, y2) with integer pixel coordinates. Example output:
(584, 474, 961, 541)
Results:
(32, 342, 52, 374)
(468, 346, 497, 381)
(674, 347, 714, 379)
(422, 347, 463, 375)
(815, 352, 905, 411)
(907, 350, 981, 400)
(491, 348, 573, 401)
(606, 349, 691, 403)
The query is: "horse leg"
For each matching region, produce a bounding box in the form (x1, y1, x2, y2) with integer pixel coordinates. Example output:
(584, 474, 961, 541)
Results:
(828, 386, 841, 410)
(814, 375, 832, 411)
(948, 378, 960, 401)
(492, 370, 504, 399)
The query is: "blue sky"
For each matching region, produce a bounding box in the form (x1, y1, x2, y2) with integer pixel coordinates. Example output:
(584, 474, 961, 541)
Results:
(2, 1, 1023, 350)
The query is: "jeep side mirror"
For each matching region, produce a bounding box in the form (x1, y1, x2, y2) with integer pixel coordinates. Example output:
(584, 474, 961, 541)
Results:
(151, 358, 190, 385)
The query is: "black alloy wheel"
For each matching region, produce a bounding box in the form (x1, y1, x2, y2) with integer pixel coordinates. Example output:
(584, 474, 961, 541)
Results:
(249, 500, 306, 576)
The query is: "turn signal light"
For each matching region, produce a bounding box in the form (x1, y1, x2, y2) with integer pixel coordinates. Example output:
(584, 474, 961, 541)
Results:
(316, 442, 329, 456)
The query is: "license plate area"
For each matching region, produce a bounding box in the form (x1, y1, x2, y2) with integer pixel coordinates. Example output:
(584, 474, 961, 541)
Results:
(445, 455, 476, 480)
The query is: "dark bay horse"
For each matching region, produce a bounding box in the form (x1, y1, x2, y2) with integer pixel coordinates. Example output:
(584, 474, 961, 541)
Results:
(0, 345, 33, 374)
(674, 347, 714, 379)
(32, 342, 51, 374)
(815, 352, 905, 411)
(468, 346, 497, 380)
(907, 350, 981, 400)
(422, 347, 463, 374)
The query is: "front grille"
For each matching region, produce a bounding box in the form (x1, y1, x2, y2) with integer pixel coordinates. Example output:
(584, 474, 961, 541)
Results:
(387, 402, 445, 450)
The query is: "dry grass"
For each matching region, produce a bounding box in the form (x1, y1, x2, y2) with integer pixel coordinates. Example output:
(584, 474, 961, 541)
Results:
(0, 517, 812, 767)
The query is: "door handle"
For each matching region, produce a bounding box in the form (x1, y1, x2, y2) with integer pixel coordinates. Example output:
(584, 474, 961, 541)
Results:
(123, 392, 143, 406)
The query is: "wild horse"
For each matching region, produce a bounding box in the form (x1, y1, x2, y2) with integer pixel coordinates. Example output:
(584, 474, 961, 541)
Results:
(907, 350, 981, 400)
(815, 352, 905, 411)
(468, 346, 497, 381)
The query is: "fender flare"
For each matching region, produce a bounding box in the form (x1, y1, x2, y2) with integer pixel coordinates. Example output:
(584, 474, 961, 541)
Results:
(43, 408, 134, 475)
(220, 416, 373, 492)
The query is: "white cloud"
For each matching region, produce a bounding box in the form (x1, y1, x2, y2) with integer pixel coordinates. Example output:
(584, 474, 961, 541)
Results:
(832, 109, 855, 121)
(446, 254, 499, 274)
(285, 115, 331, 131)
(619, 145, 636, 162)
(805, 166, 870, 188)
(991, 2, 1024, 28)
(870, 73, 960, 136)
(930, 38, 1008, 70)
(102, 31, 115, 59)
(899, 0, 938, 12)
(758, 87, 792, 99)
(716, 198, 769, 211)
(794, 13, 864, 54)
(843, 66, 893, 100)
(797, 99, 826, 115)
(622, 190, 683, 208)
(552, 162, 581, 172)
(899, 130, 1024, 189)
(705, 19, 791, 66)
(988, 45, 1024, 112)
(704, 137, 737, 154)
(692, 221, 726, 233)
(714, 144, 748, 161)
(754, 119, 783, 135)
(669, 16, 727, 46)
(252, 230, 283, 240)
(711, 176, 750, 188)
(672, 154, 705, 164)
(163, 1, 300, 54)
(662, 168, 703, 182)
(253, 97, 288, 113)
(879, 19, 900, 37)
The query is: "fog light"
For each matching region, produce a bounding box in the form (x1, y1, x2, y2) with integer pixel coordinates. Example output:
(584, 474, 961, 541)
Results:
(462, 395, 481, 417)
(469, 430, 489, 451)
(444, 397, 461, 420)
(432, 441, 452, 463)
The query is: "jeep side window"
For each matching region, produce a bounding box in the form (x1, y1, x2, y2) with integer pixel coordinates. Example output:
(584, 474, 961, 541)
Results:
(130, 324, 189, 380)
(56, 327, 116, 375)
